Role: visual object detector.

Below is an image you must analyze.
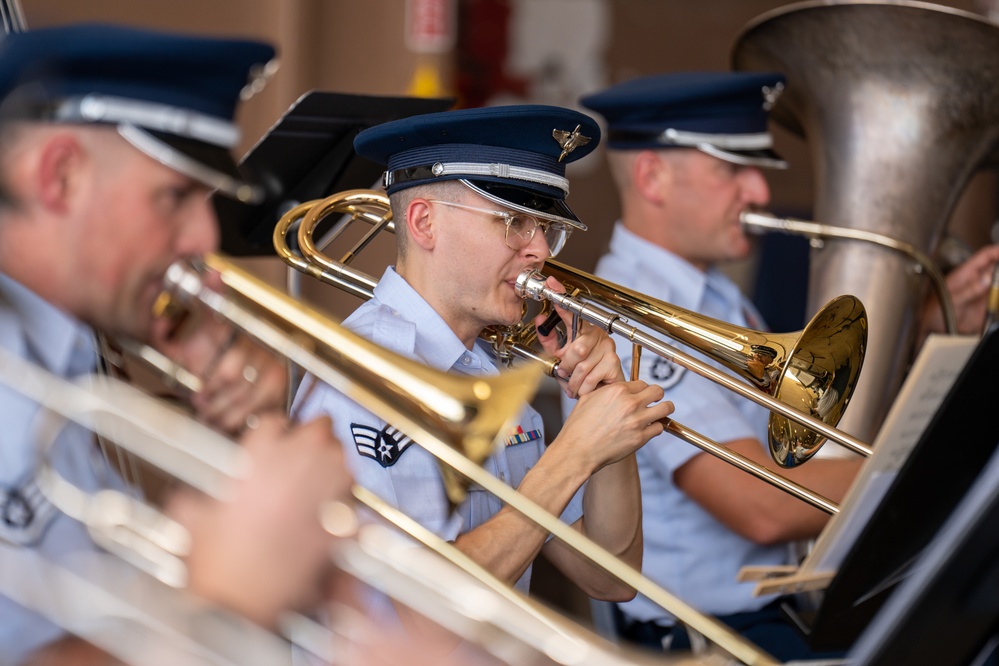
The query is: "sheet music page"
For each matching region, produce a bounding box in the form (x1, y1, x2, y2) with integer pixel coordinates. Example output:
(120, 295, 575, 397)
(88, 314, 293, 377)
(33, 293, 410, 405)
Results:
(802, 334, 978, 573)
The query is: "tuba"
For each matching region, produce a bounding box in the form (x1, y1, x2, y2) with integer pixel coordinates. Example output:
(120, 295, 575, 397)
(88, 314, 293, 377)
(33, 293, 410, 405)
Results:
(732, 0, 999, 441)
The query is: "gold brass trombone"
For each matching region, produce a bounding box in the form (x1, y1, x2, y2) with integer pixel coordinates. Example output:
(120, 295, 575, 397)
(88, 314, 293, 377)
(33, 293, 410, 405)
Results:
(515, 262, 870, 466)
(0, 308, 725, 666)
(162, 253, 541, 509)
(0, 351, 580, 665)
(276, 190, 871, 512)
(169, 254, 781, 666)
(0, 256, 780, 666)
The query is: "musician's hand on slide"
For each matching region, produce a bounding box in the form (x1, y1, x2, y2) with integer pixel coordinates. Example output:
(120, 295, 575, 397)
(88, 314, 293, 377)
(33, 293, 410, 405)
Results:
(534, 276, 625, 399)
(149, 270, 288, 435)
(166, 414, 351, 627)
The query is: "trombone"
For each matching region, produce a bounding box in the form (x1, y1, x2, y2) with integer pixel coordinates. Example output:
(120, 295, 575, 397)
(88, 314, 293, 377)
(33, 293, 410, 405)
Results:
(0, 255, 778, 665)
(277, 190, 871, 514)
(0, 333, 700, 666)
(176, 253, 783, 666)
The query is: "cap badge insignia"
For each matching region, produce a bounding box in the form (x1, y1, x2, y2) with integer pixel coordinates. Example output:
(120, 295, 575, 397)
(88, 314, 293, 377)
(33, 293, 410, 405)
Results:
(761, 82, 785, 111)
(553, 124, 591, 162)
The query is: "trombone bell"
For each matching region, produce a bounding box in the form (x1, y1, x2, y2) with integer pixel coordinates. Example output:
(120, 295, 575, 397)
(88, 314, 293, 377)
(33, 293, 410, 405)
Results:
(532, 261, 867, 466)
(770, 294, 867, 464)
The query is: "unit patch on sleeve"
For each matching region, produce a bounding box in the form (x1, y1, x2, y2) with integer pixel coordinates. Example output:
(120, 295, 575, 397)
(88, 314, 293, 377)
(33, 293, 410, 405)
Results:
(0, 475, 59, 546)
(647, 355, 686, 390)
(351, 423, 414, 467)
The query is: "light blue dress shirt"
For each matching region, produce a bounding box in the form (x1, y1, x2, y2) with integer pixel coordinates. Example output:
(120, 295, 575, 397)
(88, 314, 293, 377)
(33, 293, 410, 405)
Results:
(564, 224, 787, 625)
(293, 266, 584, 595)
(0, 274, 124, 663)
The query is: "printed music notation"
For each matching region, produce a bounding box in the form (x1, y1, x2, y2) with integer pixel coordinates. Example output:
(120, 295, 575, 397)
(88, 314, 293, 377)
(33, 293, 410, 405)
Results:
(741, 334, 978, 595)
(885, 365, 966, 468)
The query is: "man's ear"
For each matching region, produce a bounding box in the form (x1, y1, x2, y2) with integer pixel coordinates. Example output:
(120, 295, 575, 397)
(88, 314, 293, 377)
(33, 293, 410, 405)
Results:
(405, 198, 436, 250)
(632, 150, 670, 205)
(36, 133, 83, 214)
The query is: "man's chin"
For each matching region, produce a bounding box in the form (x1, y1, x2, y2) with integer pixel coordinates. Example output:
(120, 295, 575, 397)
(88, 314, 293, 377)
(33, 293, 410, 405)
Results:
(503, 305, 527, 328)
(726, 239, 753, 263)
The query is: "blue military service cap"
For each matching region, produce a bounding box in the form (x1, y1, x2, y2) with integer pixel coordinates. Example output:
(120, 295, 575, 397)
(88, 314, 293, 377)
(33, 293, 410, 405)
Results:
(354, 104, 601, 230)
(580, 71, 788, 169)
(0, 23, 278, 203)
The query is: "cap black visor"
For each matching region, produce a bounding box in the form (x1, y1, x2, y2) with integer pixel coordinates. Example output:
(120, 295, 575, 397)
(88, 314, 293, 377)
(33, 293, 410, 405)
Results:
(463, 179, 584, 229)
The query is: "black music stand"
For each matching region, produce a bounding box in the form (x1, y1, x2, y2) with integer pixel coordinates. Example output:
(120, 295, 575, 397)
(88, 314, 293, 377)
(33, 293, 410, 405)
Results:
(782, 325, 999, 650)
(848, 440, 999, 666)
(215, 90, 452, 256)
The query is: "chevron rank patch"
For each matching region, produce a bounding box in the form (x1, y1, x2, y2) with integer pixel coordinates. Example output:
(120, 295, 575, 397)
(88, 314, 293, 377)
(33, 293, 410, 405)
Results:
(505, 425, 542, 447)
(647, 355, 685, 390)
(351, 423, 414, 467)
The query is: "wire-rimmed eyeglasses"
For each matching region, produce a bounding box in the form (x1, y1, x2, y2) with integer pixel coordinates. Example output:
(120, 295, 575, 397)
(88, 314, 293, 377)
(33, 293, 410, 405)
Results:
(427, 200, 572, 257)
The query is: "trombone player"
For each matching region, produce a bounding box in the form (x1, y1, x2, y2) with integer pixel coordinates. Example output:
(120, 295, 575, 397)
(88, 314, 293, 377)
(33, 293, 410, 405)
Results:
(574, 70, 999, 660)
(572, 72, 860, 661)
(293, 105, 674, 604)
(0, 24, 351, 663)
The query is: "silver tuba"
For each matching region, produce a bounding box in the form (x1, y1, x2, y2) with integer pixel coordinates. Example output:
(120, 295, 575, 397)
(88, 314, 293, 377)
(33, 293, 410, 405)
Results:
(732, 0, 999, 441)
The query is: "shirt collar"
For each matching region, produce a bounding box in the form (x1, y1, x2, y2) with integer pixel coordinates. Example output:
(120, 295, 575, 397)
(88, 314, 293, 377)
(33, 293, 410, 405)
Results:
(608, 223, 746, 313)
(608, 223, 706, 311)
(372, 267, 496, 374)
(0, 273, 95, 377)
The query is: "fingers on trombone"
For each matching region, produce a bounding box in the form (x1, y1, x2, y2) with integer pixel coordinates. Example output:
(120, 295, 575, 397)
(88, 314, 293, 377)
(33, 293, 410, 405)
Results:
(621, 380, 671, 434)
(649, 397, 674, 433)
(196, 338, 289, 435)
(638, 379, 668, 405)
(557, 330, 625, 398)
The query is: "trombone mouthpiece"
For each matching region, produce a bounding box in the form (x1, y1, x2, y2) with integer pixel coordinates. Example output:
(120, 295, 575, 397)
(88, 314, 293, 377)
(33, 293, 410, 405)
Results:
(515, 269, 548, 301)
(740, 210, 782, 235)
(163, 262, 206, 305)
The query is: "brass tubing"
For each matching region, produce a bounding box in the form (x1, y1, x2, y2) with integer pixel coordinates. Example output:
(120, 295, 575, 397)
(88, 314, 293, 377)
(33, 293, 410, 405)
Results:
(741, 210, 956, 335)
(661, 419, 839, 515)
(284, 193, 871, 467)
(517, 269, 872, 461)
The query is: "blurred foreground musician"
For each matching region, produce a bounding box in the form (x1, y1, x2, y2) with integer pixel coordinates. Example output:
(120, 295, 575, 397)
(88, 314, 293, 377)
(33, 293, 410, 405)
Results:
(571, 72, 860, 661)
(0, 24, 351, 663)
(293, 105, 673, 610)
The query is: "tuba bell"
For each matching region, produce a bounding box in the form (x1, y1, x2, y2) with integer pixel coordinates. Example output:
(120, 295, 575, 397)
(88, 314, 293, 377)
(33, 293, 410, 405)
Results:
(732, 0, 999, 441)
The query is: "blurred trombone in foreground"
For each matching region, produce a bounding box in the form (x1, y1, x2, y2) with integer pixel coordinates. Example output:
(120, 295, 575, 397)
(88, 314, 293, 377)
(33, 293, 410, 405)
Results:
(0, 347, 727, 666)
(0, 251, 750, 665)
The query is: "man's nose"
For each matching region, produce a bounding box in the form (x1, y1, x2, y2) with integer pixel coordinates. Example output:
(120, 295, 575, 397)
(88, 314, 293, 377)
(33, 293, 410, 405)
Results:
(522, 225, 552, 260)
(740, 167, 771, 207)
(178, 199, 220, 257)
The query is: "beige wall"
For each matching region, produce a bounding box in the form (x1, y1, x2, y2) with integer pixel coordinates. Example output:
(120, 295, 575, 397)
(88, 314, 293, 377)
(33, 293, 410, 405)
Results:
(22, 0, 997, 311)
(19, 0, 999, 625)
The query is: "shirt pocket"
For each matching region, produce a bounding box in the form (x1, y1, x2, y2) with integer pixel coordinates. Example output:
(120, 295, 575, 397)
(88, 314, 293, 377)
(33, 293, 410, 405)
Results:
(503, 440, 544, 489)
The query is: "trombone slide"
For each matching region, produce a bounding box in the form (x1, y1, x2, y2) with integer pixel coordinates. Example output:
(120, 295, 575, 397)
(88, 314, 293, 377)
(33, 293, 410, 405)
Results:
(517, 267, 871, 463)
